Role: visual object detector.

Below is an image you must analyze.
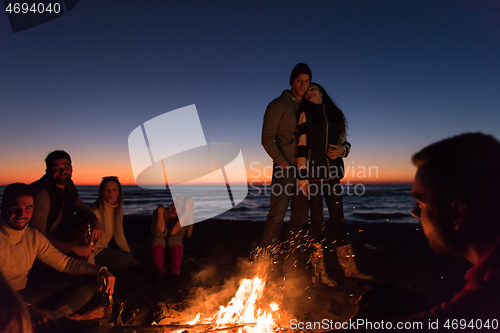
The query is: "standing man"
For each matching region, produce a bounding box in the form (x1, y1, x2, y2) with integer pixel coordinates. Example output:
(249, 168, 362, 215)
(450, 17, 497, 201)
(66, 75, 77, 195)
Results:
(30, 150, 102, 257)
(261, 63, 311, 247)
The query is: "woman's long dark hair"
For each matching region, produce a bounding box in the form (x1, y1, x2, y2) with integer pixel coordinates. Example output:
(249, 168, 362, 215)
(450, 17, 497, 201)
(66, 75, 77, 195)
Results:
(311, 82, 348, 134)
(90, 177, 123, 228)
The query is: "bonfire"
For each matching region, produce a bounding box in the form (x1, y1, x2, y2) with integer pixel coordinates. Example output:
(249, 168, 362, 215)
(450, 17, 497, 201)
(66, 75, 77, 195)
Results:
(153, 253, 287, 333)
(184, 276, 280, 332)
(112, 240, 361, 332)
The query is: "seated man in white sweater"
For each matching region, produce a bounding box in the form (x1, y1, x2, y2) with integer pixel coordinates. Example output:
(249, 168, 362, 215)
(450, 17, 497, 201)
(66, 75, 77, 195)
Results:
(0, 183, 115, 320)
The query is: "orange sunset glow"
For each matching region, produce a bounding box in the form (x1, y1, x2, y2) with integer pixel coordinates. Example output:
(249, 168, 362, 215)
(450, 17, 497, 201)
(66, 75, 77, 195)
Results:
(0, 155, 414, 187)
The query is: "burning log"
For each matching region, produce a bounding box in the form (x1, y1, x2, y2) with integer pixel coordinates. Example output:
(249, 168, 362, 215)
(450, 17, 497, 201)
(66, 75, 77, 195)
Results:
(207, 323, 256, 331)
(109, 323, 210, 332)
(108, 322, 257, 332)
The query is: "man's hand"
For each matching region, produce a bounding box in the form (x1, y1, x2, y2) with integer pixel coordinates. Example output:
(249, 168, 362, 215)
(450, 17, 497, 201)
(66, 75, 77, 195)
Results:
(327, 144, 345, 160)
(278, 161, 291, 169)
(98, 268, 115, 295)
(71, 245, 94, 257)
(91, 219, 103, 242)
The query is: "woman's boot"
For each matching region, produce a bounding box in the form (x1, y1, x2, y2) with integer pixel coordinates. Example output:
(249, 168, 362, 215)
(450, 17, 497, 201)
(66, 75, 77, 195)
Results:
(170, 244, 184, 276)
(336, 244, 372, 280)
(311, 243, 337, 287)
(152, 245, 166, 275)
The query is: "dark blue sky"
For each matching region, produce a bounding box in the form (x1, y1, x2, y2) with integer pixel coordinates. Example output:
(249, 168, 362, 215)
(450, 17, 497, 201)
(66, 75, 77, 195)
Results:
(1, 0, 499, 184)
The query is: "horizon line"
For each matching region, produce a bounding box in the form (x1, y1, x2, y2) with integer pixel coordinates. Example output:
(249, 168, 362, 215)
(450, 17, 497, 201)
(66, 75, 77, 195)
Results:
(0, 181, 414, 187)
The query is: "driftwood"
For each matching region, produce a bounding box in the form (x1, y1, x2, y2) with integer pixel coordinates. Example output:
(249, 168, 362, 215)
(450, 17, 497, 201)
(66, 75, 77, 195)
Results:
(206, 323, 252, 331)
(109, 323, 210, 332)
(108, 322, 256, 332)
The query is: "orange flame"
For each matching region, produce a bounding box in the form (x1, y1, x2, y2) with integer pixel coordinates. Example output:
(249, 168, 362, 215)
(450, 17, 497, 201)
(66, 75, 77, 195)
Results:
(189, 277, 279, 332)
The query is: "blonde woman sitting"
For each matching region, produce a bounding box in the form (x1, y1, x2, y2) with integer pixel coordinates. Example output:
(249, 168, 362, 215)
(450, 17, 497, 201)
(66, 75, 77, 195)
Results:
(89, 176, 133, 274)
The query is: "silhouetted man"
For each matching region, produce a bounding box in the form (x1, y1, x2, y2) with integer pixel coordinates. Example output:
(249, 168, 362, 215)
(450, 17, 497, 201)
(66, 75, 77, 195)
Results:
(327, 132, 500, 331)
(408, 132, 500, 322)
(30, 150, 102, 257)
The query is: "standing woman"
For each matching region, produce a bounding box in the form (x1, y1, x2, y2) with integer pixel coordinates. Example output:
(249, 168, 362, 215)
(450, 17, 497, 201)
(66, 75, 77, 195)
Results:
(89, 176, 134, 274)
(297, 83, 370, 285)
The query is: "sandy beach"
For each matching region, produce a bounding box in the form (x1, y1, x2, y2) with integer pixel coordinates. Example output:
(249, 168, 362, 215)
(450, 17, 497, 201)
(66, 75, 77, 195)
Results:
(111, 216, 471, 326)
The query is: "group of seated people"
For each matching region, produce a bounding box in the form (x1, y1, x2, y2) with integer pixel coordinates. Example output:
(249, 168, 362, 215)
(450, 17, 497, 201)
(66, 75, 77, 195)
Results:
(0, 150, 190, 332)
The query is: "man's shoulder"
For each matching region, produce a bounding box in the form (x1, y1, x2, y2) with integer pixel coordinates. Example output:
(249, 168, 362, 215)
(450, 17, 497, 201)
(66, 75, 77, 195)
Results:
(31, 185, 50, 203)
(31, 175, 56, 198)
(32, 176, 79, 199)
(22, 227, 52, 254)
(10, 227, 46, 245)
(269, 90, 294, 105)
(266, 90, 296, 113)
(31, 175, 49, 188)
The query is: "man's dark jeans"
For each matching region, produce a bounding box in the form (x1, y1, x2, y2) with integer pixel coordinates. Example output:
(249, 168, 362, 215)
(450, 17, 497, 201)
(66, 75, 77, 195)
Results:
(262, 165, 309, 247)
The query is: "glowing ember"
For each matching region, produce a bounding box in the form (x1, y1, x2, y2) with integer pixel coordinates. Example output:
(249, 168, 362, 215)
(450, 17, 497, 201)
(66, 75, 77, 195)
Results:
(189, 277, 280, 332)
(269, 302, 279, 312)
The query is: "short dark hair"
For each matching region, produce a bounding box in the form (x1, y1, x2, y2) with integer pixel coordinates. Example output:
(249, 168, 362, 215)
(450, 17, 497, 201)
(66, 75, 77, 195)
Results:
(1, 183, 34, 222)
(412, 132, 500, 220)
(45, 150, 72, 170)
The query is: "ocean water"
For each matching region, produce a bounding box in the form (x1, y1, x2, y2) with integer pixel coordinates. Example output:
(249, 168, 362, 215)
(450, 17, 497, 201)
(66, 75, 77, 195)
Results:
(0, 184, 417, 224)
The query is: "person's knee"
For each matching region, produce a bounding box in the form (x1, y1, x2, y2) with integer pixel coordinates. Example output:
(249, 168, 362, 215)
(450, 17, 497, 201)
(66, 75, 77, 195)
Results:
(124, 251, 134, 266)
(80, 275, 99, 291)
(109, 251, 135, 272)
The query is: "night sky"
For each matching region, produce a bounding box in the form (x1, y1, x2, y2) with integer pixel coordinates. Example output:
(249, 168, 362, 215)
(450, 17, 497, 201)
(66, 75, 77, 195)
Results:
(1, 0, 499, 185)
